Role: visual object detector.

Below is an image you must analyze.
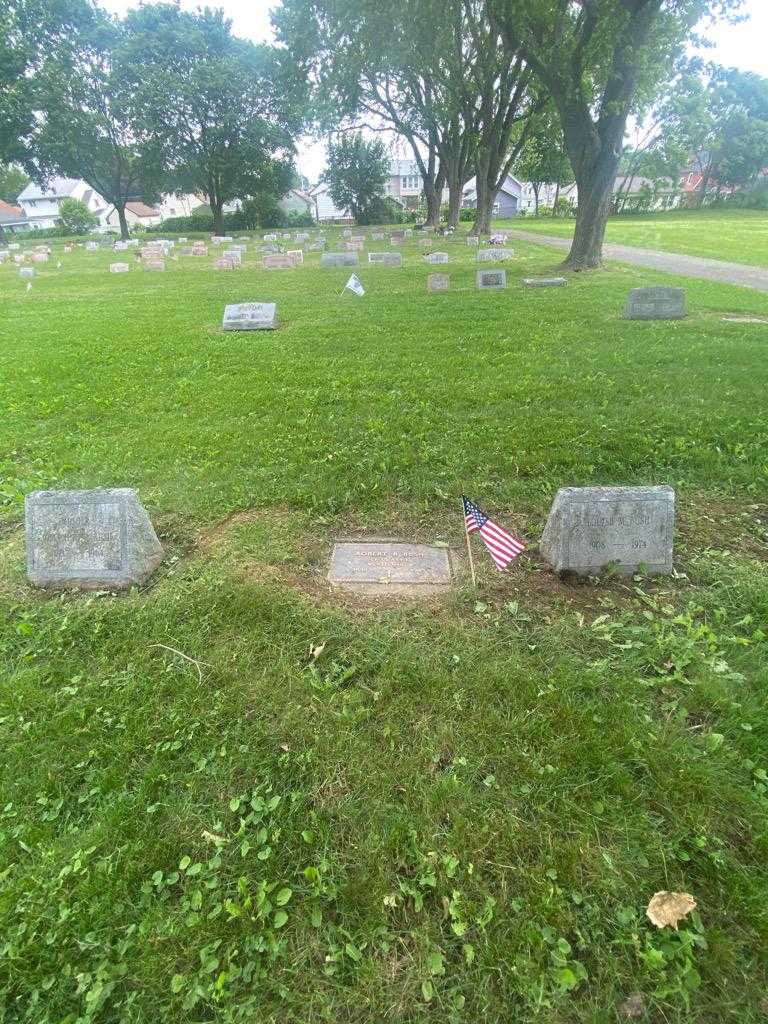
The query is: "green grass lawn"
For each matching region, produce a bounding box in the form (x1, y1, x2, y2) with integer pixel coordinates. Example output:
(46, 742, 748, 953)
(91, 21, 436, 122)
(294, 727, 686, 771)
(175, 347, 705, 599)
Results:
(1, 232, 768, 1023)
(513, 208, 768, 268)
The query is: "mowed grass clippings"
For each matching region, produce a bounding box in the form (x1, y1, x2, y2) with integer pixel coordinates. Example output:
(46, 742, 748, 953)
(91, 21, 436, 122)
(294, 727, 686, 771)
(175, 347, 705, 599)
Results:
(0, 230, 767, 1023)
(514, 207, 768, 268)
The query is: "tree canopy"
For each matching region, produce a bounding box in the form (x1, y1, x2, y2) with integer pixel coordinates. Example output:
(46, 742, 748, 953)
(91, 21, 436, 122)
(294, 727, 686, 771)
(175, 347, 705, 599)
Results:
(322, 133, 389, 222)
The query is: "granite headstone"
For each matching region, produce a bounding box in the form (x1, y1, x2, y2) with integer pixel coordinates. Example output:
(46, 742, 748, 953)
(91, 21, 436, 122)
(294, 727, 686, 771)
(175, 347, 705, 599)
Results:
(222, 302, 277, 331)
(476, 269, 507, 290)
(624, 287, 686, 321)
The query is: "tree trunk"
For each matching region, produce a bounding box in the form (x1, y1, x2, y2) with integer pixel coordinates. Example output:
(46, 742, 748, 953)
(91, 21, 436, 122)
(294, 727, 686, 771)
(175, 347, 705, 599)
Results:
(116, 202, 130, 241)
(446, 179, 462, 228)
(0, 224, 6, 246)
(552, 181, 561, 215)
(424, 177, 441, 227)
(563, 154, 618, 269)
(472, 162, 494, 235)
(212, 199, 225, 235)
(532, 183, 540, 217)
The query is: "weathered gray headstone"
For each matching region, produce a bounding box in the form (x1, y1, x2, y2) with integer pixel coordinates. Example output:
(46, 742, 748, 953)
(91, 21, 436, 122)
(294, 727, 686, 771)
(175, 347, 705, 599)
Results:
(477, 248, 514, 262)
(466, 235, 479, 246)
(263, 254, 295, 269)
(371, 232, 385, 241)
(522, 277, 567, 288)
(328, 541, 453, 594)
(476, 269, 506, 290)
(109, 263, 130, 273)
(259, 244, 280, 255)
(222, 302, 277, 331)
(425, 252, 449, 264)
(321, 252, 359, 268)
(286, 249, 304, 264)
(19, 267, 34, 278)
(309, 240, 326, 251)
(624, 287, 686, 321)
(368, 252, 402, 267)
(26, 488, 163, 591)
(427, 273, 450, 292)
(540, 485, 675, 577)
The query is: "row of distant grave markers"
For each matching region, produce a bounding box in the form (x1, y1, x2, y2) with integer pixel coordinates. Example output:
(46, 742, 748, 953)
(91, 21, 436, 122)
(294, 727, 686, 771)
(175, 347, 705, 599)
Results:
(25, 484, 675, 593)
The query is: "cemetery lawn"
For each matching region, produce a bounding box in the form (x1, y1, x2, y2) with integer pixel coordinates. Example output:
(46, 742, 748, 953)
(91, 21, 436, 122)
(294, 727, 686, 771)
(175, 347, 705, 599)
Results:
(2, 234, 768, 1024)
(515, 208, 768, 267)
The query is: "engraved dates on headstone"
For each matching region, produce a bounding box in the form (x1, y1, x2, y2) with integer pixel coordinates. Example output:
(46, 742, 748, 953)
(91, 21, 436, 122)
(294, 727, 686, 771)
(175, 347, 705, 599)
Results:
(624, 286, 686, 320)
(328, 541, 453, 594)
(476, 269, 507, 290)
(540, 485, 675, 577)
(25, 488, 163, 591)
(427, 273, 450, 292)
(321, 252, 359, 268)
(222, 302, 277, 331)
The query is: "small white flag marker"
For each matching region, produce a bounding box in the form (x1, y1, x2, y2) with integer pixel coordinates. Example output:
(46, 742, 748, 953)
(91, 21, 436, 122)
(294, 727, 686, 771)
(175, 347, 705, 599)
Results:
(344, 273, 365, 297)
(57, 260, 62, 268)
(26, 282, 32, 292)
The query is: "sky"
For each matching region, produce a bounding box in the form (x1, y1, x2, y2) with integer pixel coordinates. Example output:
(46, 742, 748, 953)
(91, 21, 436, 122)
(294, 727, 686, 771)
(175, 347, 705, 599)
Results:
(100, 0, 768, 184)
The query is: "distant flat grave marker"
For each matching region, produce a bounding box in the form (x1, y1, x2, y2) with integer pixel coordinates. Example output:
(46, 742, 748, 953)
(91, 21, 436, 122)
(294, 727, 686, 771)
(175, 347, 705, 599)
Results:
(328, 541, 453, 595)
(19, 267, 34, 278)
(110, 262, 130, 273)
(540, 485, 675, 577)
(368, 252, 402, 267)
(624, 286, 686, 320)
(425, 252, 449, 264)
(321, 252, 359, 268)
(26, 487, 163, 591)
(222, 302, 277, 331)
(522, 277, 567, 288)
(263, 254, 295, 269)
(722, 315, 768, 324)
(427, 273, 450, 292)
(466, 235, 479, 246)
(476, 269, 507, 290)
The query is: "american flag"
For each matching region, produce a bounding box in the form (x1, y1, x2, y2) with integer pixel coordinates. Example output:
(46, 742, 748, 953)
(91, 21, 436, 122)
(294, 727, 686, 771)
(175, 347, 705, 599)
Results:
(462, 496, 525, 570)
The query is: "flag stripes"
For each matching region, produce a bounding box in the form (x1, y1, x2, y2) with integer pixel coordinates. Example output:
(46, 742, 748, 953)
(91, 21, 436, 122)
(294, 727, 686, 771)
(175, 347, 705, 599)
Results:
(462, 495, 525, 571)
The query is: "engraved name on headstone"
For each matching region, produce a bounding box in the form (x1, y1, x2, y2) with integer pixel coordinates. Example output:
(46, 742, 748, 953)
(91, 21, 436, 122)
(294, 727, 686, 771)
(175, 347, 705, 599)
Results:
(321, 252, 359, 268)
(328, 541, 453, 593)
(25, 488, 163, 591)
(540, 485, 675, 577)
(624, 287, 686, 321)
(222, 302, 277, 331)
(476, 269, 507, 290)
(427, 273, 450, 292)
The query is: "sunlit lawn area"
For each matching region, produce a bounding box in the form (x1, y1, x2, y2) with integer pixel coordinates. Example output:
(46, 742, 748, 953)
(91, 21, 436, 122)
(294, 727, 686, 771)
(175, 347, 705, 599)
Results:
(1, 232, 767, 1022)
(514, 208, 768, 268)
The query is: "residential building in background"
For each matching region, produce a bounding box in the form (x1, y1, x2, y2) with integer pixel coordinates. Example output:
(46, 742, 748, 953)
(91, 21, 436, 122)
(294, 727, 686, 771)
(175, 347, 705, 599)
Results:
(0, 199, 27, 233)
(102, 201, 163, 230)
(17, 178, 109, 230)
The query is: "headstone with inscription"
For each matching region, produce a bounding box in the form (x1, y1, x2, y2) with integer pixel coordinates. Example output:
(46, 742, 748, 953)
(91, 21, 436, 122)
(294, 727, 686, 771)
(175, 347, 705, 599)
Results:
(371, 232, 385, 241)
(110, 262, 130, 273)
(427, 273, 450, 292)
(321, 252, 359, 268)
(624, 286, 686, 321)
(540, 485, 675, 577)
(19, 267, 34, 278)
(25, 488, 163, 591)
(368, 252, 402, 267)
(309, 240, 326, 251)
(346, 240, 364, 252)
(466, 235, 479, 246)
(263, 254, 295, 269)
(425, 252, 449, 264)
(522, 277, 567, 288)
(476, 269, 506, 290)
(328, 540, 453, 594)
(477, 248, 514, 262)
(286, 249, 304, 264)
(263, 233, 278, 242)
(222, 302, 277, 331)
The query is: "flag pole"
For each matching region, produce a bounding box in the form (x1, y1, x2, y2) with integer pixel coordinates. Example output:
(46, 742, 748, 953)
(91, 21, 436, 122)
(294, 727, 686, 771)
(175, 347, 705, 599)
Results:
(463, 505, 477, 588)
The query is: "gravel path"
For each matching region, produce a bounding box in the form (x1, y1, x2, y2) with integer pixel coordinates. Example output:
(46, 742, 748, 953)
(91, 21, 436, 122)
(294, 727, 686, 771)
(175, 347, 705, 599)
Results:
(508, 229, 768, 293)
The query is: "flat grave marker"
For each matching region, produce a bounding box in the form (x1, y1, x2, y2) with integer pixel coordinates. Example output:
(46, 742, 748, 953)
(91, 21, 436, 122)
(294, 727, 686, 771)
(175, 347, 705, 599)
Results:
(222, 302, 277, 331)
(19, 267, 34, 278)
(109, 263, 130, 273)
(263, 254, 295, 269)
(522, 277, 568, 288)
(427, 273, 450, 292)
(425, 252, 449, 264)
(25, 487, 163, 591)
(540, 485, 675, 577)
(328, 540, 453, 595)
(477, 248, 514, 262)
(624, 286, 686, 320)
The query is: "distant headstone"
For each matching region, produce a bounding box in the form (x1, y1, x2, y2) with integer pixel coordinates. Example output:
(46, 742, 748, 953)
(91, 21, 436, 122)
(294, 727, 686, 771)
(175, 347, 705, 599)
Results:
(222, 249, 242, 264)
(8, 243, 20, 251)
(295, 232, 310, 243)
(466, 235, 479, 246)
(110, 262, 130, 273)
(389, 236, 404, 246)
(476, 269, 506, 290)
(346, 240, 364, 251)
(19, 267, 34, 278)
(263, 254, 295, 269)
(522, 277, 567, 288)
(222, 302, 277, 331)
(427, 273, 450, 292)
(309, 240, 326, 251)
(85, 241, 98, 252)
(191, 244, 207, 256)
(540, 486, 675, 577)
(286, 249, 304, 264)
(321, 252, 359, 268)
(180, 247, 194, 256)
(260, 244, 280, 255)
(341, 229, 352, 238)
(328, 541, 453, 594)
(282, 232, 292, 240)
(263, 233, 278, 242)
(213, 257, 237, 270)
(368, 252, 402, 267)
(143, 258, 166, 271)
(25, 488, 163, 591)
(624, 286, 686, 320)
(477, 248, 514, 262)
(178, 236, 188, 243)
(425, 252, 449, 264)
(371, 232, 385, 241)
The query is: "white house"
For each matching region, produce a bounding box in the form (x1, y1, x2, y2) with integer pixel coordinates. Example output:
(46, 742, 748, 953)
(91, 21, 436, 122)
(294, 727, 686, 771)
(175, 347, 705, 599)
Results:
(310, 182, 352, 223)
(102, 201, 163, 230)
(17, 177, 109, 230)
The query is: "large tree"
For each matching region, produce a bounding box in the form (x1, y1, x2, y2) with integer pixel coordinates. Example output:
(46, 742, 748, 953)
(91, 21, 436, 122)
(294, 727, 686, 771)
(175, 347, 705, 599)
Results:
(31, 13, 163, 240)
(494, 0, 744, 269)
(515, 115, 572, 216)
(322, 133, 389, 222)
(120, 5, 300, 236)
(0, 163, 29, 204)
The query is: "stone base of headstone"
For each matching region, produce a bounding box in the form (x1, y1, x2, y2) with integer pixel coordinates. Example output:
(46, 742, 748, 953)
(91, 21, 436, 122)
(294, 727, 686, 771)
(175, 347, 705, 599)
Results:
(26, 488, 163, 591)
(540, 485, 675, 577)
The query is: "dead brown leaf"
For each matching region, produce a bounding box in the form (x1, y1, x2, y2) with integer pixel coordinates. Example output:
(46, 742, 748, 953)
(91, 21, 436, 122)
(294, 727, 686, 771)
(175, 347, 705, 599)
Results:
(646, 891, 697, 930)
